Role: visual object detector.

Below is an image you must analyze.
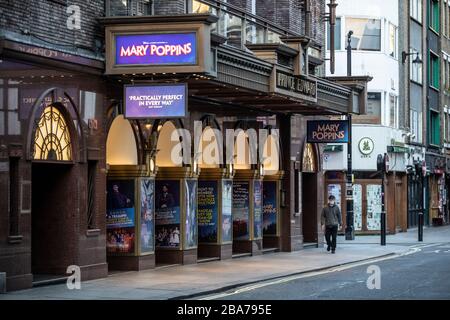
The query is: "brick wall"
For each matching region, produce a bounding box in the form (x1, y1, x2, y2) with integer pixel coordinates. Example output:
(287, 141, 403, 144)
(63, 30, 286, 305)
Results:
(0, 0, 104, 56)
(153, 0, 186, 15)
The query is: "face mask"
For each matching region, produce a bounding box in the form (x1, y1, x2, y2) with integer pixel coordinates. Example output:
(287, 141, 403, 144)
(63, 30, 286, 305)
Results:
(329, 201, 335, 206)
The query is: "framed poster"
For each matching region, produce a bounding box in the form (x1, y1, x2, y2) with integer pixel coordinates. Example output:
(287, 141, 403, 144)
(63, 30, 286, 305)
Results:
(155, 180, 181, 248)
(124, 84, 187, 119)
(140, 178, 155, 254)
(233, 181, 250, 240)
(253, 180, 263, 239)
(221, 179, 233, 243)
(367, 184, 382, 230)
(198, 180, 218, 243)
(263, 181, 278, 236)
(106, 179, 136, 254)
(353, 184, 363, 231)
(185, 179, 198, 249)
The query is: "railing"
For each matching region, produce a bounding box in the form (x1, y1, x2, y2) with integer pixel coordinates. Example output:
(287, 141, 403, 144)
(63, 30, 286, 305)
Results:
(105, 0, 301, 50)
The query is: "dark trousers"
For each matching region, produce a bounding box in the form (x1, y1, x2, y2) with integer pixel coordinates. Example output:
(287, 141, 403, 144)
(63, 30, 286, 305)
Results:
(325, 225, 338, 250)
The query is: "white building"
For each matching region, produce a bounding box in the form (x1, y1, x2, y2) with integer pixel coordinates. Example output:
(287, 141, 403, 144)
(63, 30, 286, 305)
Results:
(323, 0, 408, 234)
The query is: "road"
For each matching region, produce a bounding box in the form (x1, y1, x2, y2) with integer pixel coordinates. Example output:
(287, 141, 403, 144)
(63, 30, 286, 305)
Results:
(201, 243, 450, 300)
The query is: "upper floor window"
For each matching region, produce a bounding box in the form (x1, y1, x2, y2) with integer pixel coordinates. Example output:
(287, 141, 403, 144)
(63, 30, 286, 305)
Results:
(389, 23, 398, 58)
(389, 94, 398, 128)
(429, 51, 440, 89)
(429, 0, 440, 32)
(346, 18, 381, 51)
(327, 17, 342, 51)
(0, 79, 21, 136)
(108, 0, 152, 16)
(410, 48, 423, 84)
(411, 0, 423, 22)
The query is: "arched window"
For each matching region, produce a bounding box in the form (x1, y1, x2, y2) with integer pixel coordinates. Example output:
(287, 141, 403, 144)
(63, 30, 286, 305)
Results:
(302, 143, 317, 173)
(33, 105, 72, 161)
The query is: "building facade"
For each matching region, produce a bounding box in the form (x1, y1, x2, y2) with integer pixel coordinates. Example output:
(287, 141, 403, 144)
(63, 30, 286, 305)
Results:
(324, 0, 408, 234)
(0, 0, 369, 292)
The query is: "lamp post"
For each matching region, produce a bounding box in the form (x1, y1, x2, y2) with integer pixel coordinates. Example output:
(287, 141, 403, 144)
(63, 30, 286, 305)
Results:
(345, 114, 354, 240)
(346, 31, 353, 76)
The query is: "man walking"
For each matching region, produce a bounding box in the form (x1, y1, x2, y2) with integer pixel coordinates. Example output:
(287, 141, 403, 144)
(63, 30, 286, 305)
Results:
(321, 195, 342, 254)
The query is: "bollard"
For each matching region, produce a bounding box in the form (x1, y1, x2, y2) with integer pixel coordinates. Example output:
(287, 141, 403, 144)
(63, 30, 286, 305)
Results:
(381, 211, 386, 246)
(418, 212, 424, 242)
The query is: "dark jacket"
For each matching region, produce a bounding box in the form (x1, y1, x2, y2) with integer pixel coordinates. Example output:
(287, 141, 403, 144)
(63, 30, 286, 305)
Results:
(321, 204, 342, 227)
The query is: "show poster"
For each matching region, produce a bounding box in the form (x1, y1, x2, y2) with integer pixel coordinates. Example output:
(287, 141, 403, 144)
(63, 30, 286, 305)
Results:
(124, 84, 187, 119)
(106, 227, 136, 254)
(263, 181, 277, 236)
(140, 178, 155, 254)
(198, 180, 218, 243)
(221, 179, 233, 243)
(232, 181, 250, 240)
(155, 180, 181, 248)
(185, 179, 198, 249)
(106, 179, 136, 254)
(253, 180, 263, 239)
(115, 32, 197, 66)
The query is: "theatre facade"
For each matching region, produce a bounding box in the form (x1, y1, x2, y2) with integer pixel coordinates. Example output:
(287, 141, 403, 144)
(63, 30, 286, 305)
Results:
(0, 2, 369, 292)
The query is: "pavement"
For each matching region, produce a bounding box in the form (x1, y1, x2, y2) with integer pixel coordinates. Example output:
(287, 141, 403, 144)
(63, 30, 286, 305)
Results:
(1, 225, 449, 300)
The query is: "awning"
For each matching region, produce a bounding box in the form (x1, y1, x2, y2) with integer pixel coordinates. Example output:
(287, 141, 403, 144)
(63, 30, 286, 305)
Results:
(387, 145, 409, 153)
(324, 145, 344, 152)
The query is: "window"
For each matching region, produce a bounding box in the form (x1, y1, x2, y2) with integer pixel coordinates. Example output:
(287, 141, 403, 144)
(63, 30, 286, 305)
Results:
(9, 156, 20, 236)
(430, 110, 441, 145)
(410, 48, 423, 83)
(443, 53, 450, 91)
(108, 0, 152, 16)
(411, 109, 423, 143)
(443, 1, 450, 37)
(429, 51, 440, 89)
(327, 17, 341, 50)
(429, 0, 440, 32)
(411, 0, 423, 22)
(346, 18, 381, 51)
(0, 81, 21, 136)
(360, 92, 382, 123)
(33, 105, 72, 161)
(444, 108, 450, 144)
(389, 94, 398, 128)
(389, 23, 397, 58)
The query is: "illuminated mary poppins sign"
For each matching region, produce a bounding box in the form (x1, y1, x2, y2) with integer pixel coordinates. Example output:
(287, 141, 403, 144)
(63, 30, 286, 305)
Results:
(307, 120, 349, 143)
(115, 33, 197, 66)
(124, 84, 187, 119)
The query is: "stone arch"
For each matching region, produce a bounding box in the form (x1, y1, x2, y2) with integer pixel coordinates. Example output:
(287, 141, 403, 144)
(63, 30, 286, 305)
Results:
(154, 119, 187, 167)
(106, 114, 139, 165)
(26, 87, 86, 162)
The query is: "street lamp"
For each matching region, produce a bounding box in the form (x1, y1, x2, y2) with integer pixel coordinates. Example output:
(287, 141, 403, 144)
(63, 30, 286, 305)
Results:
(402, 51, 423, 64)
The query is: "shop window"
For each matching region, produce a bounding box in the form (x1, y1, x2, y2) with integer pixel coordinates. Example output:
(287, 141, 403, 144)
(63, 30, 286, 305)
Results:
(327, 17, 341, 51)
(429, 0, 440, 32)
(429, 51, 440, 89)
(346, 18, 381, 51)
(33, 105, 72, 161)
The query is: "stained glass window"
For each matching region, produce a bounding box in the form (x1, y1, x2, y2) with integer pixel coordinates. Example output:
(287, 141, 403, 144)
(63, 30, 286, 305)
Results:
(33, 105, 72, 161)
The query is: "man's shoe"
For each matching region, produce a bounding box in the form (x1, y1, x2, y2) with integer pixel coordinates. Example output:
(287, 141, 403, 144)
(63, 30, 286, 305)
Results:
(327, 245, 330, 252)
(331, 249, 335, 254)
